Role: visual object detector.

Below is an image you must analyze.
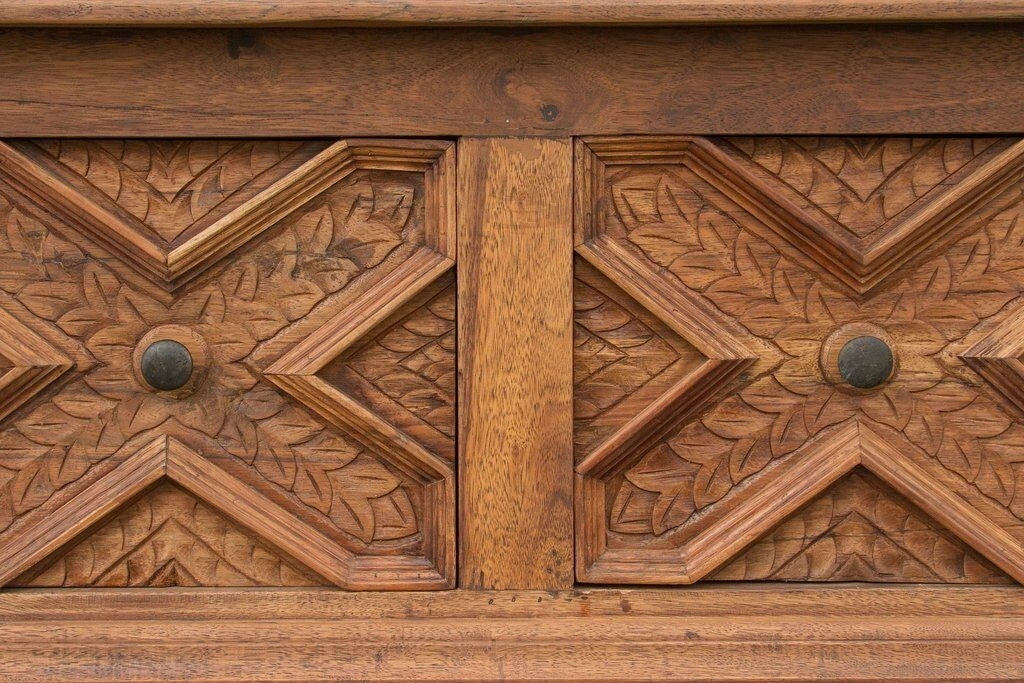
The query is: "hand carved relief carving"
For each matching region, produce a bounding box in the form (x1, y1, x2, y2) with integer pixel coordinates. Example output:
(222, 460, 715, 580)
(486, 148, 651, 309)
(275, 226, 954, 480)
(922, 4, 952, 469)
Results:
(0, 138, 455, 589)
(575, 135, 1024, 584)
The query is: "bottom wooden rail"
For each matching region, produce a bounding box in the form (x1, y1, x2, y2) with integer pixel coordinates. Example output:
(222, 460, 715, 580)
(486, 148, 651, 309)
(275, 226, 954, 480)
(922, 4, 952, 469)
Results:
(1, 585, 1023, 681)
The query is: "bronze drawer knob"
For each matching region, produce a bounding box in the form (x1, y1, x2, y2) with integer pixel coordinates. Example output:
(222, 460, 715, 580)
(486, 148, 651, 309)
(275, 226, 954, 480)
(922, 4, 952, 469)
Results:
(837, 335, 894, 389)
(139, 339, 194, 391)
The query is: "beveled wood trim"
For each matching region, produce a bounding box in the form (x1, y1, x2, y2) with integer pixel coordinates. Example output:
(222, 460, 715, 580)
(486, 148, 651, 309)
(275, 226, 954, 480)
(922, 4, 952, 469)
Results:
(962, 303, 1024, 415)
(0, 308, 72, 422)
(0, 435, 454, 590)
(3, 26, 1024, 137)
(2, 586, 1024, 681)
(579, 419, 1024, 585)
(576, 135, 1024, 297)
(859, 426, 1024, 586)
(0, 435, 167, 586)
(164, 439, 353, 588)
(0, 0, 1020, 26)
(574, 237, 755, 475)
(458, 137, 574, 590)
(0, 139, 453, 292)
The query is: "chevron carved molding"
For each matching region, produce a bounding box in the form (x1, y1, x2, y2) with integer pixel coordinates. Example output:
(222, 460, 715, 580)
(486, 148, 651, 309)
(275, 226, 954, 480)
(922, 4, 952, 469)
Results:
(0, 138, 456, 589)
(575, 135, 1024, 585)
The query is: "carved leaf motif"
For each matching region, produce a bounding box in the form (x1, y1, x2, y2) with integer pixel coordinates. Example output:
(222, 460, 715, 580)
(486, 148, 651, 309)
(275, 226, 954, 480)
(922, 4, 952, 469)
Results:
(327, 453, 406, 543)
(15, 482, 324, 587)
(0, 151, 442, 570)
(724, 137, 1002, 240)
(624, 443, 701, 535)
(331, 182, 413, 269)
(33, 140, 308, 243)
(712, 470, 1011, 583)
(590, 139, 1024, 571)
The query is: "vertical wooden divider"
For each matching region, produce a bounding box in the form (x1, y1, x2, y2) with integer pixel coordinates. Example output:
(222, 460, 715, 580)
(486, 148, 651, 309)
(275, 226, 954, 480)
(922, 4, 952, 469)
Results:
(457, 137, 575, 589)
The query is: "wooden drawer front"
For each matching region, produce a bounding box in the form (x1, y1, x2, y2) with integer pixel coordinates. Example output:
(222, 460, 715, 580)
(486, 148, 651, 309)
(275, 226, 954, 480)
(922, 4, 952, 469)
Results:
(575, 135, 1024, 585)
(0, 139, 455, 589)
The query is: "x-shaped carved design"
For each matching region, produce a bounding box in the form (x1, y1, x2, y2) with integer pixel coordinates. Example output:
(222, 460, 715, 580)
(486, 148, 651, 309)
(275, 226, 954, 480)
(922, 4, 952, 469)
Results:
(575, 136, 1024, 584)
(0, 139, 455, 588)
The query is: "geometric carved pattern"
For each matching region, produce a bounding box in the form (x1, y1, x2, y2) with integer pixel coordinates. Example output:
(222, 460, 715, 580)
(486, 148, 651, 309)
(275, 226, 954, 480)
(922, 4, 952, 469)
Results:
(575, 135, 1024, 584)
(574, 258, 707, 461)
(711, 469, 1011, 583)
(15, 481, 326, 587)
(0, 138, 455, 589)
(316, 275, 455, 461)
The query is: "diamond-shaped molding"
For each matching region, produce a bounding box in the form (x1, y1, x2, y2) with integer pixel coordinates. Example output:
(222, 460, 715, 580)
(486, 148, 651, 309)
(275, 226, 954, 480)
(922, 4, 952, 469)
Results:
(16, 480, 327, 586)
(0, 138, 446, 292)
(0, 308, 72, 422)
(315, 273, 455, 462)
(0, 138, 457, 589)
(583, 419, 1024, 584)
(264, 263, 456, 550)
(574, 136, 1024, 584)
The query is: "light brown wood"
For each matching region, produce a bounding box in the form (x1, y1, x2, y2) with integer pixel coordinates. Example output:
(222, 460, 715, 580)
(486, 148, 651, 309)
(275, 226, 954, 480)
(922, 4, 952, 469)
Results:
(0, 0, 1020, 26)
(2, 586, 1024, 680)
(0, 137, 457, 589)
(574, 135, 1024, 586)
(1, 26, 1024, 137)
(458, 137, 574, 589)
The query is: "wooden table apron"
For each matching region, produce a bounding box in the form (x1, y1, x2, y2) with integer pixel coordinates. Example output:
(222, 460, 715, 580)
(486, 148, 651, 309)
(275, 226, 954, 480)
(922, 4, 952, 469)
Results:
(0, 17, 1024, 682)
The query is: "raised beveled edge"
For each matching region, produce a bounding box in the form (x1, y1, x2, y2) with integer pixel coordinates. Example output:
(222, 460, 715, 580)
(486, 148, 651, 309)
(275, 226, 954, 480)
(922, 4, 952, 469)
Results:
(0, 436, 349, 587)
(263, 143, 456, 586)
(574, 138, 759, 576)
(264, 257, 457, 588)
(0, 138, 456, 293)
(0, 434, 455, 589)
(575, 135, 1024, 298)
(0, 307, 73, 422)
(578, 419, 1024, 584)
(574, 238, 755, 477)
(961, 302, 1024, 416)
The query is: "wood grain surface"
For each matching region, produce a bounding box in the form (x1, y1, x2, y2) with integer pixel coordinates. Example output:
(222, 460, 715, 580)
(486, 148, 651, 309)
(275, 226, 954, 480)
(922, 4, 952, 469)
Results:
(2, 586, 1024, 680)
(1, 25, 1024, 137)
(458, 138, 573, 589)
(0, 138, 457, 589)
(574, 135, 1024, 585)
(0, 0, 1022, 26)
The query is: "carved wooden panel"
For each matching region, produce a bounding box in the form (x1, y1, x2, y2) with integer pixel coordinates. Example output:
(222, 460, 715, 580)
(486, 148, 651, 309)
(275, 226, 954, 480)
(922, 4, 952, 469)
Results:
(0, 138, 455, 589)
(575, 135, 1024, 584)
(15, 482, 326, 587)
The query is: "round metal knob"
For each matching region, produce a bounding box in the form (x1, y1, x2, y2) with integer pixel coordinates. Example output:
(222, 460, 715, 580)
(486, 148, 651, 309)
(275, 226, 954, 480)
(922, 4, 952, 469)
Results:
(837, 335, 893, 389)
(140, 339, 193, 391)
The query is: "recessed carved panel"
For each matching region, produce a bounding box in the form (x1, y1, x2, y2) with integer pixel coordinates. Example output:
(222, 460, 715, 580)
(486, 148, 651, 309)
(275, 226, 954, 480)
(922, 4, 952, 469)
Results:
(574, 258, 706, 462)
(711, 468, 1011, 583)
(24, 140, 325, 245)
(15, 482, 325, 587)
(0, 138, 455, 589)
(318, 274, 455, 461)
(575, 135, 1024, 585)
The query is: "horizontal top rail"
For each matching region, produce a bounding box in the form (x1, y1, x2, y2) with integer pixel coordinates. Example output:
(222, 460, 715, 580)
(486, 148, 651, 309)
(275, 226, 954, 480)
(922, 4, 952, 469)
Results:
(0, 0, 1022, 27)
